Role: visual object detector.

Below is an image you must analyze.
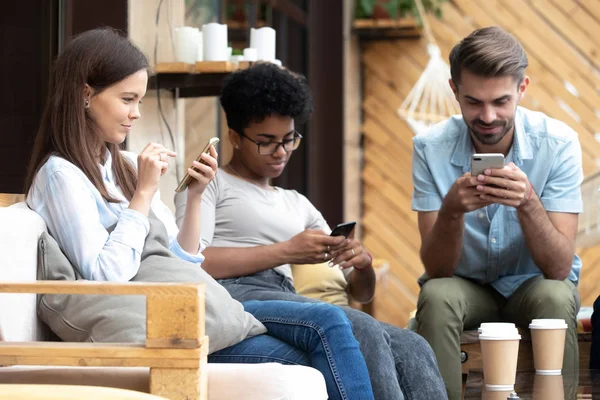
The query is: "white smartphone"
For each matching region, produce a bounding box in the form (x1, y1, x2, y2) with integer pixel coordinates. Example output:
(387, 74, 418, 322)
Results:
(175, 137, 220, 193)
(470, 153, 504, 177)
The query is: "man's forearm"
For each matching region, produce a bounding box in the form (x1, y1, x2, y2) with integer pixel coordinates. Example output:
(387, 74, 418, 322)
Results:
(420, 205, 465, 278)
(518, 194, 574, 280)
(201, 244, 291, 279)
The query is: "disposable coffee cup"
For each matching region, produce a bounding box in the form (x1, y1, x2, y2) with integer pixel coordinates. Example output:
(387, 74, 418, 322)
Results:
(533, 373, 564, 400)
(479, 325, 521, 392)
(478, 322, 516, 334)
(529, 319, 568, 375)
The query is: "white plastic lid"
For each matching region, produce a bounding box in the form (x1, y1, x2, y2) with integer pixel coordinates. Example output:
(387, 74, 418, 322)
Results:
(479, 324, 520, 340)
(528, 319, 568, 329)
(477, 322, 516, 333)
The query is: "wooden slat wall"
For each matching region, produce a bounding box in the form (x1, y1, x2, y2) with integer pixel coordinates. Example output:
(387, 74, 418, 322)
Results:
(361, 0, 600, 328)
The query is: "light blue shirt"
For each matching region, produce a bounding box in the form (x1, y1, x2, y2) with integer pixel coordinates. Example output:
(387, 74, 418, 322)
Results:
(411, 107, 583, 297)
(27, 150, 204, 282)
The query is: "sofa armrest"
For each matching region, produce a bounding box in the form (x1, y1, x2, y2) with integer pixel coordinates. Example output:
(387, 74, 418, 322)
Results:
(0, 281, 208, 400)
(0, 281, 206, 349)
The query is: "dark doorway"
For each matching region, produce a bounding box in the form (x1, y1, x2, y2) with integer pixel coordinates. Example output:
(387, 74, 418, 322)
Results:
(0, 1, 59, 193)
(0, 0, 128, 194)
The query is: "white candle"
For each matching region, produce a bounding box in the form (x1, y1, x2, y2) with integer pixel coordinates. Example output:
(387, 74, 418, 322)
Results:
(174, 26, 200, 64)
(202, 23, 228, 61)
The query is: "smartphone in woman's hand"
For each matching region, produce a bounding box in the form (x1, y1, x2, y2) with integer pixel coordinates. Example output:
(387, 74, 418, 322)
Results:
(175, 137, 220, 192)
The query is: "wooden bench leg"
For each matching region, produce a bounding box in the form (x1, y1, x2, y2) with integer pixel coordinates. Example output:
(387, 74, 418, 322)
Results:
(150, 366, 207, 400)
(147, 291, 208, 399)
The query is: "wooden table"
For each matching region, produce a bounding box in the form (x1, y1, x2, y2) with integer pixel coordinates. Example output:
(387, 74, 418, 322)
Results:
(0, 384, 169, 399)
(464, 369, 598, 399)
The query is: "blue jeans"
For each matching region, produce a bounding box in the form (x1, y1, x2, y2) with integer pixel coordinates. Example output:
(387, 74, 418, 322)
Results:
(209, 299, 374, 400)
(219, 270, 448, 400)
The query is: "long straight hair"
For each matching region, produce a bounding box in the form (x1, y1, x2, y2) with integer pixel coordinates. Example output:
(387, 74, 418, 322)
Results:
(25, 28, 149, 202)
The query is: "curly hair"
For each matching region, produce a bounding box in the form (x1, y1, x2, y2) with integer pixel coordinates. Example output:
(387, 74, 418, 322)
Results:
(220, 62, 313, 134)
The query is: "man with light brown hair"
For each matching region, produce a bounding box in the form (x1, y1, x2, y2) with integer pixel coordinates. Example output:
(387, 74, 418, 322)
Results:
(412, 26, 582, 399)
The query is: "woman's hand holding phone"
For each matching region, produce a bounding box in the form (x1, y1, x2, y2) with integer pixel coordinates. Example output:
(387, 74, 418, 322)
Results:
(327, 230, 371, 271)
(284, 229, 346, 264)
(185, 145, 218, 199)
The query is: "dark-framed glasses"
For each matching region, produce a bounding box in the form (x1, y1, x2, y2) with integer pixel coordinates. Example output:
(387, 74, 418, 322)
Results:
(240, 130, 303, 155)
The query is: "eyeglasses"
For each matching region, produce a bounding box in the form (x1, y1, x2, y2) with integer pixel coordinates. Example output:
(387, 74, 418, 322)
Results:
(239, 130, 303, 155)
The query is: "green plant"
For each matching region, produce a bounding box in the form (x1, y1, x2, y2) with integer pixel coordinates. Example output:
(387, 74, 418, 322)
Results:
(355, 0, 446, 20)
(185, 0, 216, 24)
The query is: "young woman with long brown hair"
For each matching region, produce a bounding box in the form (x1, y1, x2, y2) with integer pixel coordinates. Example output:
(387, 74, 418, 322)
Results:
(24, 27, 374, 400)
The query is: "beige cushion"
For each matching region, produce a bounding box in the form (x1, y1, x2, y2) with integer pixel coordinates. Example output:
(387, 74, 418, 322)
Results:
(293, 259, 391, 306)
(292, 262, 349, 306)
(37, 214, 267, 353)
(0, 363, 328, 400)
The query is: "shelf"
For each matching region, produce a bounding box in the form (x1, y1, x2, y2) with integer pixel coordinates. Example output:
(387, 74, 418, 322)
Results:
(353, 18, 422, 39)
(148, 72, 229, 98)
(148, 62, 255, 98)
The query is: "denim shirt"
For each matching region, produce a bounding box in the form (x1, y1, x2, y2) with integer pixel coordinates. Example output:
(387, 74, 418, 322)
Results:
(27, 150, 205, 282)
(411, 107, 583, 297)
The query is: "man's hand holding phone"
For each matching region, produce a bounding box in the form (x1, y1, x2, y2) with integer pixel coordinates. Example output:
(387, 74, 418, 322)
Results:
(442, 152, 514, 217)
(475, 162, 532, 209)
(441, 172, 493, 218)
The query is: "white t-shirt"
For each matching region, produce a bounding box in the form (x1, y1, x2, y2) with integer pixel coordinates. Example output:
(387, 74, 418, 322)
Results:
(175, 168, 331, 281)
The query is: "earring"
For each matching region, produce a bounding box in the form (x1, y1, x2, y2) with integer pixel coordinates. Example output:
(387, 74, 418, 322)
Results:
(84, 99, 90, 108)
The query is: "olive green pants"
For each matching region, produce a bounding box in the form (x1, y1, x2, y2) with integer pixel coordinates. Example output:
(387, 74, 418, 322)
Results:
(416, 275, 579, 400)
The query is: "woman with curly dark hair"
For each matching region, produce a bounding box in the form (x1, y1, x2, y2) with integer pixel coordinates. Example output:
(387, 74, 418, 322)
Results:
(175, 62, 447, 400)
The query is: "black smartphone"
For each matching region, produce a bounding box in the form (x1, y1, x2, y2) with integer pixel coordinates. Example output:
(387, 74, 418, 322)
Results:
(330, 222, 356, 238)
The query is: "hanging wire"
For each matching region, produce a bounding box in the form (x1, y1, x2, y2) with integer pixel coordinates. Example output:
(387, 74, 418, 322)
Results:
(397, 0, 460, 135)
(154, 0, 181, 182)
